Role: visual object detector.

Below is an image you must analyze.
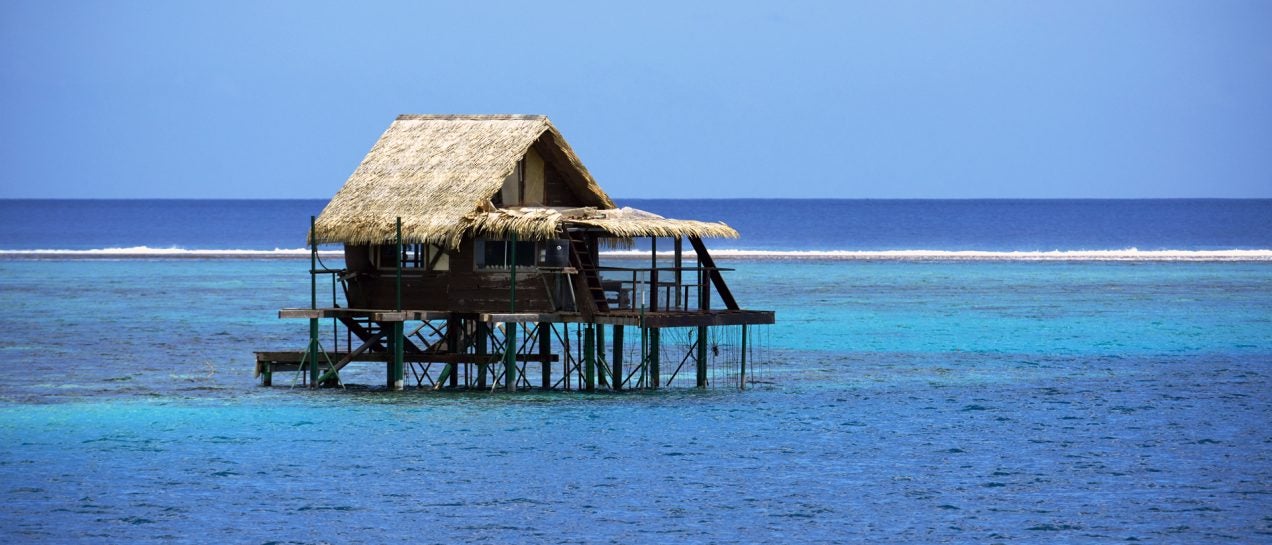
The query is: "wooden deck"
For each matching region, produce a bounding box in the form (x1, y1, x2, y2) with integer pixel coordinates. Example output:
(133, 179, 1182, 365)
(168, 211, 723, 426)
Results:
(277, 307, 775, 328)
(255, 351, 556, 368)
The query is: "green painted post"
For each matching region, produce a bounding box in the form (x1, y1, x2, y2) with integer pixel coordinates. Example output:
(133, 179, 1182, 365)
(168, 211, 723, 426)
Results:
(584, 324, 596, 391)
(504, 233, 518, 391)
(309, 216, 320, 387)
(739, 324, 748, 390)
(612, 325, 623, 391)
(434, 360, 452, 390)
(395, 218, 403, 311)
(391, 218, 404, 391)
(695, 254, 709, 390)
(649, 237, 658, 312)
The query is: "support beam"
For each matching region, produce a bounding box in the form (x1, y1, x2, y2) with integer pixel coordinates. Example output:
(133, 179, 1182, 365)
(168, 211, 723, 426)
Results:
(447, 317, 460, 388)
(504, 322, 518, 391)
(696, 325, 708, 388)
(612, 325, 623, 391)
(689, 236, 739, 310)
(390, 217, 404, 391)
(649, 237, 658, 312)
(476, 321, 488, 389)
(674, 237, 683, 310)
(309, 215, 320, 388)
(308, 318, 320, 387)
(740, 324, 748, 390)
(584, 324, 596, 392)
(390, 322, 404, 390)
(506, 233, 518, 392)
(433, 361, 452, 390)
(539, 322, 552, 390)
(649, 328, 660, 390)
(596, 322, 608, 389)
(321, 330, 386, 384)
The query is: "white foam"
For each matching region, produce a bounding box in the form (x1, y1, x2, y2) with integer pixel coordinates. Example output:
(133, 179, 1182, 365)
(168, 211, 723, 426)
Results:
(0, 246, 344, 259)
(600, 248, 1272, 262)
(1, 246, 1269, 262)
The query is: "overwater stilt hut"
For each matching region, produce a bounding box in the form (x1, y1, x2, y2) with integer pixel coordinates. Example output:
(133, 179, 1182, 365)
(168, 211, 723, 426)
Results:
(255, 114, 774, 391)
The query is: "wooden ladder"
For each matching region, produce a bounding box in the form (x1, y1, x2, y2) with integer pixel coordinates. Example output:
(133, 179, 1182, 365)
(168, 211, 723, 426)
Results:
(567, 231, 609, 314)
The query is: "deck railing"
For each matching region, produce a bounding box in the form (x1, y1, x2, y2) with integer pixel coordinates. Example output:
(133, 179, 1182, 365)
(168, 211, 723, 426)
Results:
(594, 265, 733, 312)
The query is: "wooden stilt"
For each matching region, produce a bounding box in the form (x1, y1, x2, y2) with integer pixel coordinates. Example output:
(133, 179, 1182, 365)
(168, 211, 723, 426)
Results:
(447, 317, 460, 388)
(504, 322, 518, 391)
(539, 322, 551, 390)
(505, 232, 518, 392)
(650, 237, 658, 312)
(612, 325, 623, 391)
(650, 328, 661, 389)
(595, 322, 608, 389)
(309, 215, 320, 388)
(309, 318, 320, 388)
(695, 239, 710, 389)
(674, 236, 683, 310)
(739, 324, 747, 390)
(696, 325, 708, 388)
(476, 321, 488, 389)
(390, 217, 404, 391)
(562, 323, 571, 391)
(584, 324, 596, 391)
(391, 322, 405, 390)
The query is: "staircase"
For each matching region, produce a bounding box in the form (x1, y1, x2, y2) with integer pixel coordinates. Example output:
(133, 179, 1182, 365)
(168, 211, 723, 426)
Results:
(566, 231, 609, 314)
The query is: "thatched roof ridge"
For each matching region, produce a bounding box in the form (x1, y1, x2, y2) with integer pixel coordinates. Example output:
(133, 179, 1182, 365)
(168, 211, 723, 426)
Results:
(468, 206, 740, 241)
(312, 114, 736, 247)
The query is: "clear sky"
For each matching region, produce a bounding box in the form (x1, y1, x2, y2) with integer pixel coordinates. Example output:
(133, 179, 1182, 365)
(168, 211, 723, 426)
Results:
(1, 1, 1269, 199)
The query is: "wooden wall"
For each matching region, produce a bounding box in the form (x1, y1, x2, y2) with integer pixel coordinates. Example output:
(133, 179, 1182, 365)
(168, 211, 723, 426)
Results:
(344, 239, 563, 313)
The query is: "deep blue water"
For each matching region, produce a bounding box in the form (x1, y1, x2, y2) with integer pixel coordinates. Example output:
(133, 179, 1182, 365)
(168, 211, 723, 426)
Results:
(1, 200, 1270, 544)
(1, 198, 1270, 251)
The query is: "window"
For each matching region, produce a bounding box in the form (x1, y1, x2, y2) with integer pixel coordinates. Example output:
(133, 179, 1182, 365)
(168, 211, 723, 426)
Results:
(476, 239, 536, 269)
(373, 243, 449, 271)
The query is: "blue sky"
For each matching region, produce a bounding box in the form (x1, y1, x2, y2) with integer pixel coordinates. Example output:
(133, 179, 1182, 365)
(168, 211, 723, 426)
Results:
(1, 1, 1269, 199)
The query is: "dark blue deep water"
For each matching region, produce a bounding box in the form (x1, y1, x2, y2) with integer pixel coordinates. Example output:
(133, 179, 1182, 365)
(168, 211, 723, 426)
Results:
(1, 199, 1270, 544)
(1, 198, 1270, 251)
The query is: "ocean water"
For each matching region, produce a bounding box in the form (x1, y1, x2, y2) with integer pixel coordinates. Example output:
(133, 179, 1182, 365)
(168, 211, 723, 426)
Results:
(1, 200, 1270, 544)
(2, 198, 1271, 253)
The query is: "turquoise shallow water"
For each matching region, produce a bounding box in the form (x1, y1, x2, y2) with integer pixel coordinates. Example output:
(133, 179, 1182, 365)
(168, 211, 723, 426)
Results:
(1, 258, 1270, 543)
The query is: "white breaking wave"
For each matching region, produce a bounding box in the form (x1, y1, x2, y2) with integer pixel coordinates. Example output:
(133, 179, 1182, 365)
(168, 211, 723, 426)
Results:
(0, 246, 344, 258)
(600, 248, 1272, 261)
(0, 246, 1269, 262)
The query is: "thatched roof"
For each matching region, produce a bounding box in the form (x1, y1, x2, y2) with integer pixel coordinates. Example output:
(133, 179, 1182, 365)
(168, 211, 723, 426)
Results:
(312, 114, 737, 247)
(468, 206, 738, 242)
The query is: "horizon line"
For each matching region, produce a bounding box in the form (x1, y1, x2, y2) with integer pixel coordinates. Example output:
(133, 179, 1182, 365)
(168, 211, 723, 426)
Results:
(1, 196, 1270, 201)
